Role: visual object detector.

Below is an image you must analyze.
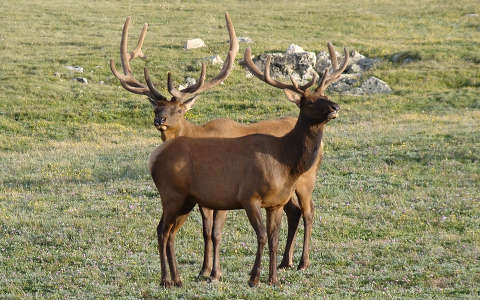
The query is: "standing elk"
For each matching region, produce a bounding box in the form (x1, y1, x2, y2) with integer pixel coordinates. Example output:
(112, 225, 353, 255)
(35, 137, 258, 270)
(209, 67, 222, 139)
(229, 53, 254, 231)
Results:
(110, 14, 349, 285)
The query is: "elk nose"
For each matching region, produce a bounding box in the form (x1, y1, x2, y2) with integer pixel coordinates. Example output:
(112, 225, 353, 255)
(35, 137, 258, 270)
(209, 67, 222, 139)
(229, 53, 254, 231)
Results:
(330, 103, 340, 112)
(154, 117, 166, 126)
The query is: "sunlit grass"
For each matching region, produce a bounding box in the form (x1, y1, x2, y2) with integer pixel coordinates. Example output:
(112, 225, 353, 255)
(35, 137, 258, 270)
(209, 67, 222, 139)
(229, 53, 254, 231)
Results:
(1, 0, 479, 298)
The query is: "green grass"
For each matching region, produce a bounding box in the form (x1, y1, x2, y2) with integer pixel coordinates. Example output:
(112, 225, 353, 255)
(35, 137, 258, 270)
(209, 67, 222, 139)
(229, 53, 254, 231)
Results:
(1, 0, 479, 298)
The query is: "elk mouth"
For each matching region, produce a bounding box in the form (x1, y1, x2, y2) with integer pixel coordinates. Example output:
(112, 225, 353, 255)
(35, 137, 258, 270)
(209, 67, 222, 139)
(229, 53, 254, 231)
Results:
(155, 124, 168, 131)
(327, 110, 338, 120)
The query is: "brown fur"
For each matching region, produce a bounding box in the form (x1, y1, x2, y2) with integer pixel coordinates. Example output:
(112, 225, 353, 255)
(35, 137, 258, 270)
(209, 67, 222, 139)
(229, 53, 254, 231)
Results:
(150, 91, 339, 287)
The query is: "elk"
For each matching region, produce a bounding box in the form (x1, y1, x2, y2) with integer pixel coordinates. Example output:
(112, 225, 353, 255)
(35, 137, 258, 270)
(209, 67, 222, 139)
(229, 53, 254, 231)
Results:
(110, 13, 348, 283)
(146, 38, 349, 286)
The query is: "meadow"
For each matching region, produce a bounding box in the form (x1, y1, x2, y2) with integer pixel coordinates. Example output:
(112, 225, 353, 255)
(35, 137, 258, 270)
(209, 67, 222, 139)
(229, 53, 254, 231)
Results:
(0, 0, 479, 298)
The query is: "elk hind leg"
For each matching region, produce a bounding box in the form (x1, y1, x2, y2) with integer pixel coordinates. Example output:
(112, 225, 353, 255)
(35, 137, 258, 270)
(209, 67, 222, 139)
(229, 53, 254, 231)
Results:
(209, 210, 227, 281)
(279, 195, 301, 269)
(266, 206, 283, 285)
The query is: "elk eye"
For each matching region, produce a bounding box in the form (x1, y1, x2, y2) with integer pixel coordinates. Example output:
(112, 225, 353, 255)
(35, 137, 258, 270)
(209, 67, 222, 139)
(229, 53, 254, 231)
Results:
(177, 110, 182, 113)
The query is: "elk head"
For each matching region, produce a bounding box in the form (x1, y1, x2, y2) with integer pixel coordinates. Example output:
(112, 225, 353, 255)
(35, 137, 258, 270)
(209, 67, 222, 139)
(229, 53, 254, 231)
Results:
(244, 42, 349, 125)
(110, 13, 239, 135)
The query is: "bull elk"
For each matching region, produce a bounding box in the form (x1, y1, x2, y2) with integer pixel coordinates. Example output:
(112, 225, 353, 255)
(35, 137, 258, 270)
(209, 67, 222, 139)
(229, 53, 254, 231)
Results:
(146, 39, 348, 287)
(111, 13, 348, 284)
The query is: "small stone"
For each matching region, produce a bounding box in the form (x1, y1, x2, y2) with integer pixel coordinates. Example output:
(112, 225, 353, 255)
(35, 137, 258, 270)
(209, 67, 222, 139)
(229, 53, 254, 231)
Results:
(184, 38, 206, 49)
(201, 55, 224, 65)
(464, 13, 479, 17)
(73, 77, 88, 84)
(286, 44, 305, 54)
(99, 81, 105, 85)
(178, 77, 196, 90)
(238, 37, 253, 43)
(65, 66, 84, 73)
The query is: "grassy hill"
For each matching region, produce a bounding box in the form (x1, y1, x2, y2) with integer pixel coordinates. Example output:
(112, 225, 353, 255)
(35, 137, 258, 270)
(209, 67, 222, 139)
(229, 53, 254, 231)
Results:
(0, 0, 479, 298)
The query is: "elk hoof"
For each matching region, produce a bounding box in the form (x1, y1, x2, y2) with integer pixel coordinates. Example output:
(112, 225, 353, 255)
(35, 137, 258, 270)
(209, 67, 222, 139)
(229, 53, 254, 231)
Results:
(174, 280, 183, 287)
(278, 261, 294, 269)
(248, 279, 259, 287)
(208, 271, 222, 282)
(198, 268, 211, 278)
(161, 279, 173, 288)
(268, 278, 278, 286)
(297, 261, 310, 271)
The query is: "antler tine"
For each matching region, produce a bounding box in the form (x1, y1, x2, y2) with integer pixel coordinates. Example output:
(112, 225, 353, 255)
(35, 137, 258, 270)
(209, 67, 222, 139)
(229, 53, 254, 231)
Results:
(244, 47, 266, 81)
(144, 68, 168, 101)
(327, 42, 338, 71)
(324, 47, 349, 86)
(167, 12, 239, 102)
(180, 63, 207, 93)
(110, 16, 168, 101)
(314, 43, 350, 96)
(167, 72, 184, 100)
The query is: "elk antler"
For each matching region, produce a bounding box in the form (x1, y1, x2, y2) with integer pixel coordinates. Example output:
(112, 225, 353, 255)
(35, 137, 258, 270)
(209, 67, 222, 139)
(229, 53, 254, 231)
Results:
(156, 12, 239, 102)
(243, 48, 318, 95)
(314, 42, 350, 96)
(244, 42, 349, 96)
(110, 16, 168, 101)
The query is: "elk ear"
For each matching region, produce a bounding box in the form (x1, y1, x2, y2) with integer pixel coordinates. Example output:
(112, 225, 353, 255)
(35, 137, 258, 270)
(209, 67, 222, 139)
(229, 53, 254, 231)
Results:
(283, 89, 303, 107)
(182, 96, 198, 111)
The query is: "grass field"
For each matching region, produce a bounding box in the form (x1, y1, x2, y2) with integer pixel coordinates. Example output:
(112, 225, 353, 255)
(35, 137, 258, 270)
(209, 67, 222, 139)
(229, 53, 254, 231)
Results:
(1, 0, 479, 298)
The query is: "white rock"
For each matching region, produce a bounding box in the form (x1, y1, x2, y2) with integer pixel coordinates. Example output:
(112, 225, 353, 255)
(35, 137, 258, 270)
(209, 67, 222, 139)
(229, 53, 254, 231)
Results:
(184, 38, 206, 49)
(238, 37, 253, 43)
(178, 77, 197, 90)
(286, 44, 305, 54)
(201, 55, 224, 65)
(65, 66, 84, 73)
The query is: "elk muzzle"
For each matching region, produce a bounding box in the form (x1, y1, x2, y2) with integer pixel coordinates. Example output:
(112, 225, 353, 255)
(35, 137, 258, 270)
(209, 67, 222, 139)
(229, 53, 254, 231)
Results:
(154, 117, 168, 131)
(327, 104, 340, 120)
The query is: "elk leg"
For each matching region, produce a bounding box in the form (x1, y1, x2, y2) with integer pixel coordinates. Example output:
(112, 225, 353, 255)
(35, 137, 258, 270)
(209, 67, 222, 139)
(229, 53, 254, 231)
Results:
(167, 202, 195, 287)
(244, 201, 266, 287)
(266, 206, 283, 285)
(198, 206, 214, 278)
(297, 191, 314, 270)
(209, 210, 227, 281)
(279, 196, 301, 269)
(157, 214, 175, 288)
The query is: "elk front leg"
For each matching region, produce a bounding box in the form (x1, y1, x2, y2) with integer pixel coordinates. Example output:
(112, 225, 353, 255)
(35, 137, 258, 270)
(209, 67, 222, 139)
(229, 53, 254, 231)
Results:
(210, 210, 227, 281)
(279, 196, 301, 269)
(244, 201, 266, 287)
(198, 206, 214, 278)
(297, 190, 314, 270)
(266, 206, 283, 285)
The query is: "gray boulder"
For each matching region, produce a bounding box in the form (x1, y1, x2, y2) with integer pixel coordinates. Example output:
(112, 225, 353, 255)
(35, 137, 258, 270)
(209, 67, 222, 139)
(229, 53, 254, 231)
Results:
(316, 50, 380, 75)
(328, 75, 391, 95)
(247, 51, 317, 84)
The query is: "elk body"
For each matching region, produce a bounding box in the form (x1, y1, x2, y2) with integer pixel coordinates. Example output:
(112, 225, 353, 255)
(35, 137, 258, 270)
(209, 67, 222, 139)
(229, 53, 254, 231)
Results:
(111, 13, 349, 283)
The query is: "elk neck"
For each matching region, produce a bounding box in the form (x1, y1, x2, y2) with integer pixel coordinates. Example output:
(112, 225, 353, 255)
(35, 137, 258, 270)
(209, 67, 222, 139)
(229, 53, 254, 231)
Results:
(161, 118, 199, 141)
(281, 111, 325, 177)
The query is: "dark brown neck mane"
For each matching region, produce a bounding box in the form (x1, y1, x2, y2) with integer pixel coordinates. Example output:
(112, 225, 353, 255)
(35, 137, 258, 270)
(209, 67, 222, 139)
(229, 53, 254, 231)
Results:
(282, 112, 325, 176)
